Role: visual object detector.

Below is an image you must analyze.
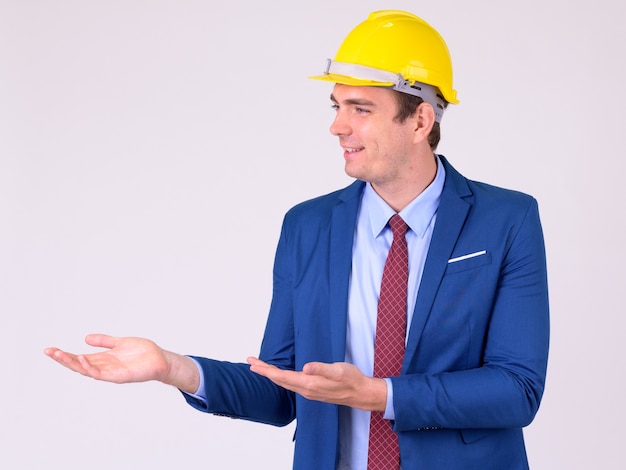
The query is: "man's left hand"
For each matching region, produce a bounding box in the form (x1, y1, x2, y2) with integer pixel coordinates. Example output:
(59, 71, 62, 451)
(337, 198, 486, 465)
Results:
(247, 357, 387, 411)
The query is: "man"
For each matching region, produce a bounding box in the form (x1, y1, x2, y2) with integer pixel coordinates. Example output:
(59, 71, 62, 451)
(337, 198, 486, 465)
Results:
(45, 10, 549, 470)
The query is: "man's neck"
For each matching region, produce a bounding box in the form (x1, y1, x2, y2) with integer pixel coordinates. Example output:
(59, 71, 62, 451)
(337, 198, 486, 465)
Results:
(371, 153, 438, 212)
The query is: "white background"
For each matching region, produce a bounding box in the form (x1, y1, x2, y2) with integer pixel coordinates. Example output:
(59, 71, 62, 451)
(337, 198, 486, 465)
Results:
(1, 1, 624, 468)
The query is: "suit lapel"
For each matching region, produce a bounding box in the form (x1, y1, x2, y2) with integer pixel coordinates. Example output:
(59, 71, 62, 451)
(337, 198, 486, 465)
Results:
(329, 181, 364, 362)
(403, 159, 473, 371)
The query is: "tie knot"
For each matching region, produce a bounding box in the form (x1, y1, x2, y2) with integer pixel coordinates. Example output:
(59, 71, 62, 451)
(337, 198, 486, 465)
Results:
(389, 214, 408, 239)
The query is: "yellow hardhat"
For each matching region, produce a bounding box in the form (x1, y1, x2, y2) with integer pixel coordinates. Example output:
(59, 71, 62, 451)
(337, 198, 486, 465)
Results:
(310, 10, 459, 122)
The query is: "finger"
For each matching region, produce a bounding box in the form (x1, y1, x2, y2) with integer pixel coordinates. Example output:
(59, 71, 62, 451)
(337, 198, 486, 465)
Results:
(303, 362, 350, 384)
(84, 334, 120, 349)
(302, 362, 329, 376)
(44, 347, 74, 363)
(43, 347, 59, 358)
(246, 357, 263, 366)
(75, 354, 103, 378)
(247, 357, 278, 377)
(45, 348, 90, 375)
(247, 358, 298, 386)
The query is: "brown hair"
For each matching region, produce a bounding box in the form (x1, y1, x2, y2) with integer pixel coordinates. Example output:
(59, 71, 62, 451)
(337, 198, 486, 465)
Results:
(393, 92, 442, 150)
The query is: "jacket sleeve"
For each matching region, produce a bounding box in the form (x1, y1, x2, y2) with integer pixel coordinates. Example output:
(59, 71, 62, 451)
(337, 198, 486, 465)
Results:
(181, 357, 295, 427)
(391, 198, 549, 432)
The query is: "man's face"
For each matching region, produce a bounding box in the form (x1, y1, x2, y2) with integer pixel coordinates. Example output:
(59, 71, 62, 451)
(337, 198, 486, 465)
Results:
(330, 84, 418, 189)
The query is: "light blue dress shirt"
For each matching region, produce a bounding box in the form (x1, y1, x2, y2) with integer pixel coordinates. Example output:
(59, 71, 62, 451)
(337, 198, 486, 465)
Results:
(338, 156, 445, 469)
(191, 157, 445, 470)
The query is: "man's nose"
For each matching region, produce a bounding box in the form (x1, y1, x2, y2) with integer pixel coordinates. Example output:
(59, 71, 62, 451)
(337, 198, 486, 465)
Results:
(330, 112, 351, 136)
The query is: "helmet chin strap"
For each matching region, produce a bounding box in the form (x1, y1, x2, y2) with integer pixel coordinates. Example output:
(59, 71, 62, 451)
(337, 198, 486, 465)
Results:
(324, 60, 447, 122)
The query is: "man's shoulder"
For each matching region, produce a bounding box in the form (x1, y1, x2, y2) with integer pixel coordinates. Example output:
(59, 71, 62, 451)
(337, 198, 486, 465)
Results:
(465, 178, 536, 207)
(285, 180, 364, 220)
(441, 156, 537, 210)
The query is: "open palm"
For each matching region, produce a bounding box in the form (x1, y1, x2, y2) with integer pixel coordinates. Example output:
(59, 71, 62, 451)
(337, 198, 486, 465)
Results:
(45, 334, 170, 384)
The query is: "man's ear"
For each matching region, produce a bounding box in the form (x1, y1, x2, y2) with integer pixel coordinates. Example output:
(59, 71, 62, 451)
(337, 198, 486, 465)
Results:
(412, 102, 436, 144)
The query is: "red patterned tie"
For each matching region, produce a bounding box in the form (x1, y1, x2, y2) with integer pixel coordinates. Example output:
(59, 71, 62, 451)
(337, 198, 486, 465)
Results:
(367, 214, 409, 470)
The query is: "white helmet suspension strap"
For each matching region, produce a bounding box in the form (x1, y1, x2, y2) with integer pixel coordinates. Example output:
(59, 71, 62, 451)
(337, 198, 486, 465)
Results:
(324, 60, 447, 122)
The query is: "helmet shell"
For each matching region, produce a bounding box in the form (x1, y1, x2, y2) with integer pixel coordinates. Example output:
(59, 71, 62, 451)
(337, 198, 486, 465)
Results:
(311, 10, 459, 105)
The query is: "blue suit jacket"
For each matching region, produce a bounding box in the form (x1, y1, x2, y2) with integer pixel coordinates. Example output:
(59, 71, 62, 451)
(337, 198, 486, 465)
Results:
(185, 157, 549, 469)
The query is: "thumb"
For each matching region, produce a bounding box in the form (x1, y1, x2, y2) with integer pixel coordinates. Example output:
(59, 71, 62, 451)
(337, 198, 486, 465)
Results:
(85, 334, 120, 349)
(302, 361, 330, 376)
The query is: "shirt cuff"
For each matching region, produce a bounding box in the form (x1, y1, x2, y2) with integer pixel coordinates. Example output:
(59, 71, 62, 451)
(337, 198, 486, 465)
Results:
(181, 356, 207, 401)
(383, 378, 395, 420)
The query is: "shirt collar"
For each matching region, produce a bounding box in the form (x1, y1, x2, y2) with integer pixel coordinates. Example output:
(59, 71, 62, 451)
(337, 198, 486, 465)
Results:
(363, 155, 446, 239)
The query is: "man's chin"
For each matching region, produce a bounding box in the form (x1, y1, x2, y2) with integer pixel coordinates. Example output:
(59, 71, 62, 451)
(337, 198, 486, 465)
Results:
(344, 164, 365, 181)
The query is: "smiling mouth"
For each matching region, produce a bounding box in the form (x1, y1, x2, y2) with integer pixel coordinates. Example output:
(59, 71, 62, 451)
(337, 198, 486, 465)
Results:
(343, 147, 364, 154)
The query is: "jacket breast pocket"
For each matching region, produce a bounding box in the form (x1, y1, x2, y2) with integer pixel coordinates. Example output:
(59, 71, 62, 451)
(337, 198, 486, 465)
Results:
(445, 251, 492, 275)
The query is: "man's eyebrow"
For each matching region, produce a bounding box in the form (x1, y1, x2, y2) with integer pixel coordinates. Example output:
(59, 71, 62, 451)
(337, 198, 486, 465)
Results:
(329, 93, 376, 106)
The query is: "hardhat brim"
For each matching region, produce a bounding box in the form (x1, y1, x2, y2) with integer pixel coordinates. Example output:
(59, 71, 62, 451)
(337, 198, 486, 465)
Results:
(308, 73, 394, 88)
(308, 70, 459, 105)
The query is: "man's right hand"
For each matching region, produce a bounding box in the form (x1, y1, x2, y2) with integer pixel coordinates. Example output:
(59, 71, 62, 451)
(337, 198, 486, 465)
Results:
(44, 334, 200, 393)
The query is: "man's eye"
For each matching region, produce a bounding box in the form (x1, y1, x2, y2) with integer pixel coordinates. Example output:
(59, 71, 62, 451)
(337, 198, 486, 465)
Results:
(355, 107, 370, 115)
(331, 104, 339, 111)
